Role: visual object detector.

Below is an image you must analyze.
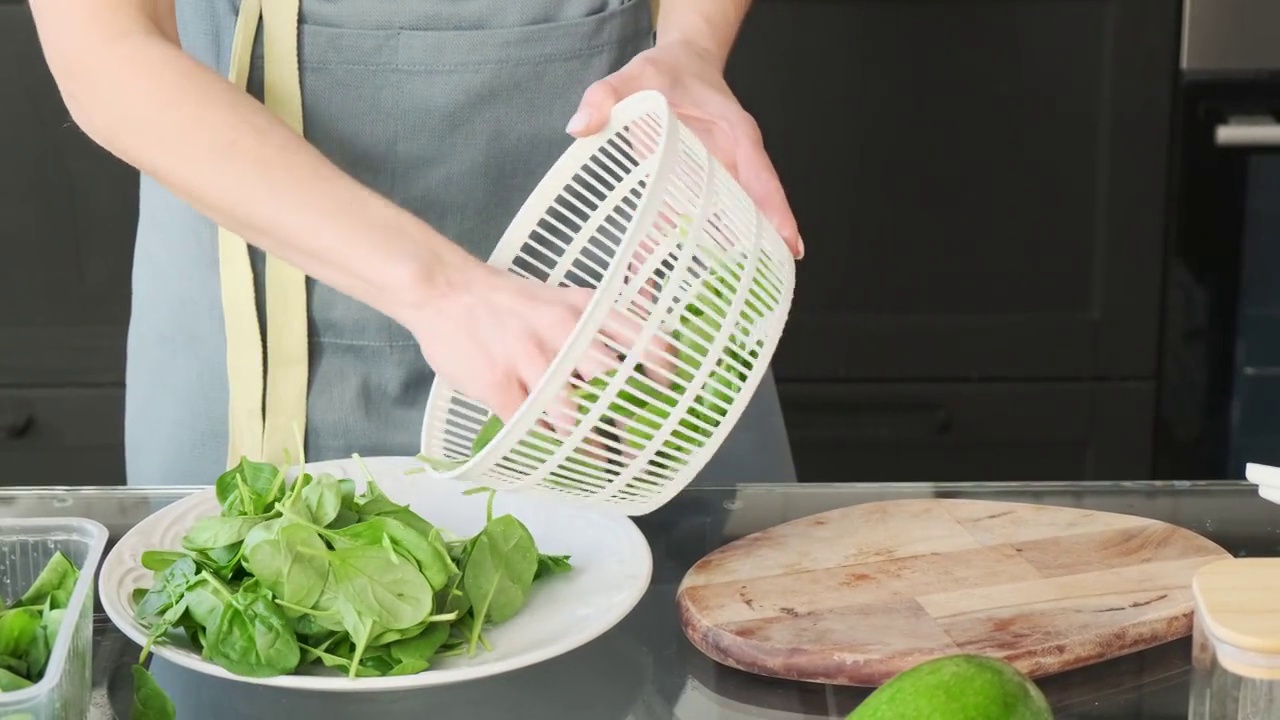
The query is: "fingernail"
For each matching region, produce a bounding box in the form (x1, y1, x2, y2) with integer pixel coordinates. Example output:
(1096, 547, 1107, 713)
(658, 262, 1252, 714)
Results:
(796, 236, 805, 260)
(565, 110, 591, 135)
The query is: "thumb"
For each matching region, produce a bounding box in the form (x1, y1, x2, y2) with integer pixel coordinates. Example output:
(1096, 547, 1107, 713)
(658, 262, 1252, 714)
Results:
(566, 77, 621, 138)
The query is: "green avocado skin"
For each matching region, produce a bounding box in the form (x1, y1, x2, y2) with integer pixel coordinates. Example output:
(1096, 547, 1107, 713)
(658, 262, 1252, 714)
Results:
(846, 655, 1056, 720)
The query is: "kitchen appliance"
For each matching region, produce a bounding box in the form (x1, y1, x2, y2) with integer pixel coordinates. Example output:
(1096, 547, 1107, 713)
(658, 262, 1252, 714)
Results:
(1155, 0, 1280, 479)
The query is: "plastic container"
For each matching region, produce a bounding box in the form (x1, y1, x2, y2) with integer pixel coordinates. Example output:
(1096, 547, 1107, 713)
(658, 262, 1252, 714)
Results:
(1189, 557, 1280, 720)
(420, 89, 796, 516)
(0, 518, 109, 720)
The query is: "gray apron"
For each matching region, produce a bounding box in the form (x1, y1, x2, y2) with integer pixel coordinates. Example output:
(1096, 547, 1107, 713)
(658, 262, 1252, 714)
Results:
(123, 0, 796, 504)
(127, 4, 794, 710)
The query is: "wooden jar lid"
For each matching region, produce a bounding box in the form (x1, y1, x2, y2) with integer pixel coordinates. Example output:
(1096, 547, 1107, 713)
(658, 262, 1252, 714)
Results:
(1193, 557, 1280, 680)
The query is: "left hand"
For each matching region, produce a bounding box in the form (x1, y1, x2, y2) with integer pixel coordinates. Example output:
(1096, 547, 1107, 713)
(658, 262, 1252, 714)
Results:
(565, 41, 803, 260)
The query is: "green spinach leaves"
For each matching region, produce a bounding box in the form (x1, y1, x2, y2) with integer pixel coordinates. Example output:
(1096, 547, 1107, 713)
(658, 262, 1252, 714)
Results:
(0, 551, 82, 694)
(130, 456, 572, 713)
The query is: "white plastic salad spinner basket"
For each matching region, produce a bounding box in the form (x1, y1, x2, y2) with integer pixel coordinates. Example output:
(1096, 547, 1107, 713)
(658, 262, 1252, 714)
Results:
(419, 90, 796, 515)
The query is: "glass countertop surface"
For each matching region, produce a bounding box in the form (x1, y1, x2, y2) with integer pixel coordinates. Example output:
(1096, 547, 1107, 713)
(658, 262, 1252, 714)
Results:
(2, 480, 1274, 719)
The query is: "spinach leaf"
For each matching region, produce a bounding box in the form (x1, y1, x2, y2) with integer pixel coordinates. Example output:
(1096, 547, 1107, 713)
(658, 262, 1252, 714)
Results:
(198, 543, 245, 581)
(134, 556, 200, 622)
(337, 477, 357, 507)
(302, 473, 345, 528)
(141, 597, 191, 664)
(242, 520, 329, 614)
(472, 415, 504, 455)
(203, 587, 300, 678)
(388, 621, 449, 664)
(0, 655, 27, 678)
(353, 482, 438, 541)
(140, 551, 187, 573)
(214, 457, 284, 517)
(0, 666, 32, 691)
(330, 517, 454, 591)
(14, 551, 77, 610)
(23, 609, 50, 681)
(534, 554, 573, 581)
(334, 597, 375, 679)
(329, 544, 434, 631)
(387, 658, 430, 675)
(325, 540, 435, 630)
(353, 480, 400, 516)
(328, 508, 361, 531)
(298, 641, 381, 677)
(461, 514, 538, 654)
(181, 515, 264, 552)
(0, 608, 41, 658)
(0, 552, 86, 688)
(131, 664, 177, 720)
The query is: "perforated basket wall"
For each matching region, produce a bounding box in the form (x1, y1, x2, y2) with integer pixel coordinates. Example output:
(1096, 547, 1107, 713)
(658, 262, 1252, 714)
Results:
(420, 90, 795, 515)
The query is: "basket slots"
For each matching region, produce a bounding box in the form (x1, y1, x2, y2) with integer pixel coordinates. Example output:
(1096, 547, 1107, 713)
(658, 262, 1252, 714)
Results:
(420, 90, 794, 514)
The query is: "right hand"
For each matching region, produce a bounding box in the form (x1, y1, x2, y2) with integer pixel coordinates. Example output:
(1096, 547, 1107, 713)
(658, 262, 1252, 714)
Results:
(406, 262, 620, 424)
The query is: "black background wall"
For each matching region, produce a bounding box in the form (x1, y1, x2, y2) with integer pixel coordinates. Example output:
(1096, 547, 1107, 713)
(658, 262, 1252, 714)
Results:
(725, 0, 1181, 482)
(1, 0, 1187, 485)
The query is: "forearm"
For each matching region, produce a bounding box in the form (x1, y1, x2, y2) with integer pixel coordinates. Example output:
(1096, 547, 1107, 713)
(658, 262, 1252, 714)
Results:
(654, 0, 751, 69)
(28, 1, 473, 324)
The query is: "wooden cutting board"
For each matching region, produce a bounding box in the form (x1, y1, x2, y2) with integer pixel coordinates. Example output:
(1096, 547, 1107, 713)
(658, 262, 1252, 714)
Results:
(676, 498, 1231, 686)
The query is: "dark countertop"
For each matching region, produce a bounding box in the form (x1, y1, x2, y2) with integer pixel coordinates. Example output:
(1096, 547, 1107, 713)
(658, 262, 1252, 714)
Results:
(1, 479, 1274, 719)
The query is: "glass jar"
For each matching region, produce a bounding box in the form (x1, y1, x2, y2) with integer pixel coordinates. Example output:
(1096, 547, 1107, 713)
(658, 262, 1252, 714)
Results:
(1189, 557, 1280, 720)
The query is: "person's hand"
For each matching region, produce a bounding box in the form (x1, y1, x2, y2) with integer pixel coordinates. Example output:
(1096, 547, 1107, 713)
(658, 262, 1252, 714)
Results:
(405, 261, 616, 424)
(565, 40, 803, 260)
(407, 259, 670, 428)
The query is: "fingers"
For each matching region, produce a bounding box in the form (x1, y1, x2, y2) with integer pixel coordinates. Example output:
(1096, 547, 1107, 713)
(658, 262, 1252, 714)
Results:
(597, 304, 679, 388)
(486, 375, 526, 425)
(729, 115, 803, 259)
(566, 77, 621, 138)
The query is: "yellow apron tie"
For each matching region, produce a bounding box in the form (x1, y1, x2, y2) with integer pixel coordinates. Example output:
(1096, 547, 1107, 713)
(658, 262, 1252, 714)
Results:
(218, 0, 309, 469)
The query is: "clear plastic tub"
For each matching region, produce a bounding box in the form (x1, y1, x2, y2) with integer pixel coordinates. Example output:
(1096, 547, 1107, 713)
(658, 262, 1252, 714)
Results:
(0, 518, 108, 720)
(1189, 557, 1280, 720)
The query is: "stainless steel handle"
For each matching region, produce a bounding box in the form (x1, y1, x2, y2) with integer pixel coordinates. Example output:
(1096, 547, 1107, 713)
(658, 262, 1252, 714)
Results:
(1215, 115, 1280, 147)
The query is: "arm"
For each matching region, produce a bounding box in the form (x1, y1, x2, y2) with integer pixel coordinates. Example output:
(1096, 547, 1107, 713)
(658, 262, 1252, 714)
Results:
(27, 0, 476, 326)
(27, 0, 605, 421)
(653, 0, 751, 71)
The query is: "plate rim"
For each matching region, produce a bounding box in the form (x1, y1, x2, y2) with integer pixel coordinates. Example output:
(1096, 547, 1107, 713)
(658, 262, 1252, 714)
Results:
(99, 455, 655, 692)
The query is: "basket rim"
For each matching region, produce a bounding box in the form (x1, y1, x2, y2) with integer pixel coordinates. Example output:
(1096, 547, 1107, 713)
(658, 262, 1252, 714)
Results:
(416, 88, 797, 513)
(0, 516, 109, 706)
(419, 89, 677, 484)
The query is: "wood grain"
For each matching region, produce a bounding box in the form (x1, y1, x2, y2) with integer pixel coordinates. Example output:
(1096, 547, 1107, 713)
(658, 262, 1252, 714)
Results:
(676, 498, 1231, 686)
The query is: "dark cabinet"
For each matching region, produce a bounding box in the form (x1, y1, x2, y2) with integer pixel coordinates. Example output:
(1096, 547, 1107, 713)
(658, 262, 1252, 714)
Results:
(0, 388, 126, 486)
(726, 0, 1178, 382)
(0, 0, 1184, 485)
(0, 4, 138, 485)
(725, 0, 1180, 480)
(779, 381, 1155, 483)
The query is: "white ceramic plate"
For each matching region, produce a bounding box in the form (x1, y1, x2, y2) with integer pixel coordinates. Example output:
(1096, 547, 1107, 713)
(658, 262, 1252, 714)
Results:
(99, 455, 653, 692)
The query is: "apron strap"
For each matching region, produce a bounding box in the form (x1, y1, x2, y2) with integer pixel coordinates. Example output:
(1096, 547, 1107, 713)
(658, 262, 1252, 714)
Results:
(218, 0, 309, 469)
(259, 0, 310, 463)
